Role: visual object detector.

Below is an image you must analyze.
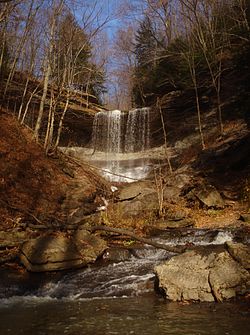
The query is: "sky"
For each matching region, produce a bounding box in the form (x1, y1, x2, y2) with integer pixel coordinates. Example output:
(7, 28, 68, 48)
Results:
(74, 0, 146, 107)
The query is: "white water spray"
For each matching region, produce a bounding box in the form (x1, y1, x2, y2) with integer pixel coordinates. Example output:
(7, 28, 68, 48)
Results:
(91, 108, 151, 182)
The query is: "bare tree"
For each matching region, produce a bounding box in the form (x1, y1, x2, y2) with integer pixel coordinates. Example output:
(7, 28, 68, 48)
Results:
(3, 0, 39, 97)
(34, 0, 64, 142)
(179, 0, 231, 136)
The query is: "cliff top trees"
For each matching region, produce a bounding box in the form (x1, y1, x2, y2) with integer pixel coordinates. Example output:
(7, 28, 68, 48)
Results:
(0, 0, 108, 150)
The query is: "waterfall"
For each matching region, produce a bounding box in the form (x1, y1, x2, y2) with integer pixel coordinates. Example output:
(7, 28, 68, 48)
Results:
(92, 108, 150, 154)
(91, 108, 151, 182)
(125, 107, 150, 153)
(92, 110, 123, 153)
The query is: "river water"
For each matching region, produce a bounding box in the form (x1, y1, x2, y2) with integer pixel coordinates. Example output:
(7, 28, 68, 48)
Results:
(0, 228, 249, 335)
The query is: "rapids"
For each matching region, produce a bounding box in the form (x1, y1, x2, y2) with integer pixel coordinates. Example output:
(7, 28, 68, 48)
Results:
(0, 228, 250, 335)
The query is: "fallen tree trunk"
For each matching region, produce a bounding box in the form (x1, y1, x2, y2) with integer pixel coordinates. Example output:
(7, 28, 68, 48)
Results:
(89, 225, 186, 254)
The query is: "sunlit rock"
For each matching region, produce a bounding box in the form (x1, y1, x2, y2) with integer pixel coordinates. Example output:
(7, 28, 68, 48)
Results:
(155, 244, 250, 302)
(20, 231, 107, 272)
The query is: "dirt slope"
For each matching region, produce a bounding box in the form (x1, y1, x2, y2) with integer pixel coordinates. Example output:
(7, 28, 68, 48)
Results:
(0, 111, 108, 231)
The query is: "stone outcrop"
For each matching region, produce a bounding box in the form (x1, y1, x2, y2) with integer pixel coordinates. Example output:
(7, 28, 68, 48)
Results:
(226, 241, 250, 269)
(20, 230, 107, 272)
(115, 181, 159, 217)
(155, 242, 250, 302)
(115, 179, 190, 218)
(186, 184, 225, 208)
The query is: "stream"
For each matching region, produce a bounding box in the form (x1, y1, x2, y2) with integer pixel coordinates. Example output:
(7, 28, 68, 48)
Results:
(0, 228, 249, 335)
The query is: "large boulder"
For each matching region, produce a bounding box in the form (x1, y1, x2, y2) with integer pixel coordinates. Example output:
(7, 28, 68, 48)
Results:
(116, 181, 159, 217)
(225, 241, 250, 269)
(20, 231, 107, 272)
(209, 251, 249, 301)
(155, 250, 216, 302)
(190, 184, 225, 208)
(155, 244, 250, 302)
(118, 181, 154, 201)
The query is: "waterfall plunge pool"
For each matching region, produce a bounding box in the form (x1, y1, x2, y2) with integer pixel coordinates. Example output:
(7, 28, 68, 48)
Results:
(1, 296, 249, 335)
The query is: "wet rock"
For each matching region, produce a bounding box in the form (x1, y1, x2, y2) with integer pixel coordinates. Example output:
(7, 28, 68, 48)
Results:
(20, 231, 107, 272)
(225, 241, 250, 269)
(102, 248, 132, 262)
(155, 245, 250, 302)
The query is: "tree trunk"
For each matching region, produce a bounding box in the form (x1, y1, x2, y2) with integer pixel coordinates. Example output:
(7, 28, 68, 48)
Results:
(53, 93, 69, 151)
(89, 225, 186, 253)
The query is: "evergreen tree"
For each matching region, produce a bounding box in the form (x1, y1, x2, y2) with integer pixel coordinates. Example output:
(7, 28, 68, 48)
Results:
(132, 16, 159, 106)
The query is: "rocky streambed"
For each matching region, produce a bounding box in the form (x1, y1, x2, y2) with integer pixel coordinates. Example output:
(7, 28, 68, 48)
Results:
(0, 227, 249, 303)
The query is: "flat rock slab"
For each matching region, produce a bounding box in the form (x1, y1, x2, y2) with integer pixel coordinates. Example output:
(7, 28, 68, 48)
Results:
(20, 231, 107, 272)
(118, 181, 155, 201)
(155, 243, 250, 302)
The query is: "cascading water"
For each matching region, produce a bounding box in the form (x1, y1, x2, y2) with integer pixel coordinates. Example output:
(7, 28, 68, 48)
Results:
(1, 229, 249, 335)
(92, 110, 123, 153)
(91, 108, 151, 182)
(125, 107, 150, 153)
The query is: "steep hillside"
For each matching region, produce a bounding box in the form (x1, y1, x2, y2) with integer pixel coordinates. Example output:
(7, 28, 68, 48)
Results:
(0, 72, 103, 147)
(0, 110, 109, 232)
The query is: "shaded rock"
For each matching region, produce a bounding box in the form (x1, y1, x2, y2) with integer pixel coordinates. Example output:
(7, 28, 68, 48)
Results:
(67, 205, 98, 225)
(20, 235, 82, 272)
(163, 186, 181, 202)
(239, 214, 250, 223)
(166, 172, 192, 189)
(165, 209, 187, 221)
(102, 248, 132, 262)
(118, 181, 155, 201)
(118, 200, 145, 217)
(225, 241, 250, 269)
(20, 231, 107, 272)
(192, 184, 225, 208)
(155, 245, 250, 302)
(209, 251, 250, 301)
(115, 181, 159, 217)
(73, 229, 107, 259)
(156, 219, 194, 229)
(0, 231, 30, 247)
(118, 193, 159, 217)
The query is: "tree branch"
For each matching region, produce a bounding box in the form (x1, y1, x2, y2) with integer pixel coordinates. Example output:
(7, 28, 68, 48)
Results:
(89, 225, 186, 254)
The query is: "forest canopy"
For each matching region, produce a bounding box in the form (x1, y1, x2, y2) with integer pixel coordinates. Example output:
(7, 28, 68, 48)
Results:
(0, 0, 249, 147)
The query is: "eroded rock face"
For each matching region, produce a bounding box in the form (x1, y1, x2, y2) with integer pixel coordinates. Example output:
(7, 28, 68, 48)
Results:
(155, 244, 250, 302)
(20, 231, 107, 272)
(226, 241, 250, 270)
(116, 181, 159, 217)
(209, 251, 249, 301)
(155, 251, 215, 302)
